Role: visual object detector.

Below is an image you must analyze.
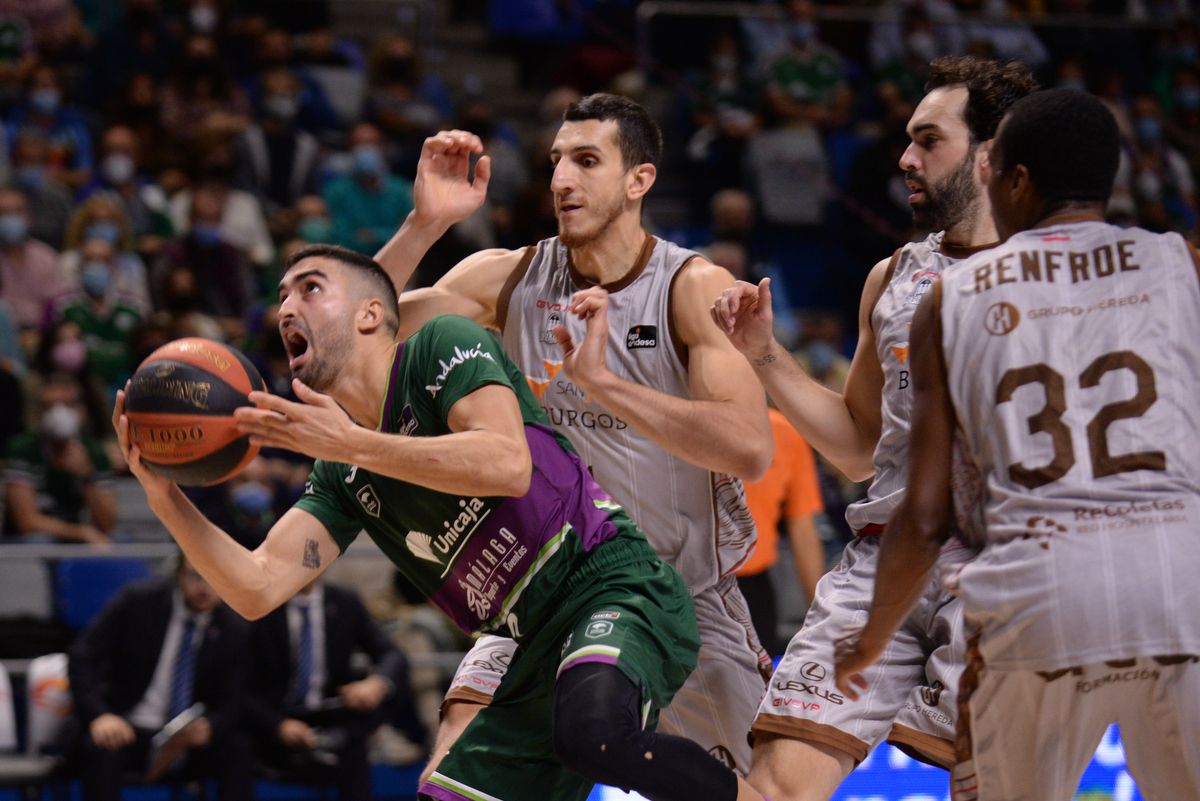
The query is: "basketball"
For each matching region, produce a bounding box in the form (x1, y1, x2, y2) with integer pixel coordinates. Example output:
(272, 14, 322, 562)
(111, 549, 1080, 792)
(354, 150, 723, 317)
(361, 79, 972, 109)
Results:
(124, 338, 266, 486)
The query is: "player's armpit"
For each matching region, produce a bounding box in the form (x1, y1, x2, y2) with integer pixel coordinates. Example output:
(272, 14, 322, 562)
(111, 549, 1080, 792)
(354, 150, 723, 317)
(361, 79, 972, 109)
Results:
(839, 253, 894, 463)
(670, 259, 773, 479)
(396, 248, 527, 339)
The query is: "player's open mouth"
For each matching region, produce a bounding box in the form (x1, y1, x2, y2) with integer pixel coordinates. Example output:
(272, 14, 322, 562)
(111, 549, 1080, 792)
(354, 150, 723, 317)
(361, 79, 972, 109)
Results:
(282, 328, 310, 370)
(559, 202, 583, 216)
(906, 180, 925, 204)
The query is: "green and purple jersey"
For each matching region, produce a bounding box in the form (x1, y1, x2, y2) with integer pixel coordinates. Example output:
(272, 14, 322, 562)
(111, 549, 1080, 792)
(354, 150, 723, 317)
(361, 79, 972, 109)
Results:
(293, 315, 630, 639)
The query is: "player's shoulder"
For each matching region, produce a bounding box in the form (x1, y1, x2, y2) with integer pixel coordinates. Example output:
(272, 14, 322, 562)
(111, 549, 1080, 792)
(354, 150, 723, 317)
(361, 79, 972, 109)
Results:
(670, 254, 736, 296)
(412, 313, 496, 344)
(452, 246, 531, 276)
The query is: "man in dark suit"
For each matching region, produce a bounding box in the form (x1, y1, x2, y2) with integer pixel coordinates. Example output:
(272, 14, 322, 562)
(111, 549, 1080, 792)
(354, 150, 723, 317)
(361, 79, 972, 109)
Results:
(68, 555, 254, 801)
(247, 578, 415, 801)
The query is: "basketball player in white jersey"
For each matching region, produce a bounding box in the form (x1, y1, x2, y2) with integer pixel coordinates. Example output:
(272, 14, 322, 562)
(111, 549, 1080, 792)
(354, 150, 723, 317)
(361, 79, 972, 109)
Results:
(372, 93, 774, 779)
(712, 58, 1036, 799)
(836, 88, 1200, 801)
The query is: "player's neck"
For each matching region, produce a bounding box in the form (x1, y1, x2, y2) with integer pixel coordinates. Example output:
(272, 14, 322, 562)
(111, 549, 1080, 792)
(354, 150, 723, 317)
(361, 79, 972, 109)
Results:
(330, 339, 398, 429)
(942, 208, 998, 252)
(567, 218, 649, 287)
(1031, 205, 1106, 230)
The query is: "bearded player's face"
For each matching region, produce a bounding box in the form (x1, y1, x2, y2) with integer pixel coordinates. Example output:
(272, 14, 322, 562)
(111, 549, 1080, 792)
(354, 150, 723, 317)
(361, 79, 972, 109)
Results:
(276, 258, 355, 392)
(899, 86, 982, 233)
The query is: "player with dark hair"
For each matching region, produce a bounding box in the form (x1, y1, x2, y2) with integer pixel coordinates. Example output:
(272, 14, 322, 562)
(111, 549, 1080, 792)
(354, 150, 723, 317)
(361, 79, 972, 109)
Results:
(712, 57, 1036, 799)
(113, 243, 771, 801)
(836, 87, 1200, 801)
(373, 92, 774, 779)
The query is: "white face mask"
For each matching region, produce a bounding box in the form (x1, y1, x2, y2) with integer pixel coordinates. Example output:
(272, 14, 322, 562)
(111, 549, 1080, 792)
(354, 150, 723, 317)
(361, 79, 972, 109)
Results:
(189, 4, 218, 32)
(102, 153, 135, 185)
(42, 403, 82, 440)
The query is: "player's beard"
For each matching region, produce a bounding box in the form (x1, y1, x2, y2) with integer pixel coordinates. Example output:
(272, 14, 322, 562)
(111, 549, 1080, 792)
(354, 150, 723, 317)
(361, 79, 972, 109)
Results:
(910, 146, 981, 233)
(558, 191, 624, 249)
(292, 317, 353, 392)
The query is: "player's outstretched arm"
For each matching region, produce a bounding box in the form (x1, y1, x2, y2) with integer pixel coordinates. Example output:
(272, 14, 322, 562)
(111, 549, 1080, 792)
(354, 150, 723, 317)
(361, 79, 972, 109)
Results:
(834, 284, 954, 697)
(712, 257, 890, 482)
(374, 130, 491, 292)
(558, 261, 773, 481)
(114, 389, 340, 620)
(395, 247, 526, 339)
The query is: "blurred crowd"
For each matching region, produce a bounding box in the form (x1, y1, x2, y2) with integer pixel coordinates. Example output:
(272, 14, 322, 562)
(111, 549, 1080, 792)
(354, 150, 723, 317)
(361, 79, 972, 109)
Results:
(0, 0, 1197, 554)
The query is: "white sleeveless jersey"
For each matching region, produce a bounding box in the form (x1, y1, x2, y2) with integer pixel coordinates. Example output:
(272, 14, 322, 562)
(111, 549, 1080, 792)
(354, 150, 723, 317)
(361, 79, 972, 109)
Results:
(941, 220, 1200, 670)
(846, 231, 968, 533)
(499, 236, 757, 592)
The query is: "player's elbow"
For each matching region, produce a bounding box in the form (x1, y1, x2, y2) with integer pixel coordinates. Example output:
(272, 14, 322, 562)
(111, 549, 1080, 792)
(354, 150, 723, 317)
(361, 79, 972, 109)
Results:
(738, 444, 774, 483)
(841, 457, 875, 484)
(496, 448, 532, 497)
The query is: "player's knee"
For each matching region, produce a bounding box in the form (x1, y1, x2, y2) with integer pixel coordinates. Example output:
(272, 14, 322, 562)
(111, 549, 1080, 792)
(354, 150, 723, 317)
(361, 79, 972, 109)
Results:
(552, 711, 638, 784)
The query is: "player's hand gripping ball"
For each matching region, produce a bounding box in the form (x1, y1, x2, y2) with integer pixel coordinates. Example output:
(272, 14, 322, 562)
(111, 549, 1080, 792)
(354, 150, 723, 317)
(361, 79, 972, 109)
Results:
(123, 338, 266, 485)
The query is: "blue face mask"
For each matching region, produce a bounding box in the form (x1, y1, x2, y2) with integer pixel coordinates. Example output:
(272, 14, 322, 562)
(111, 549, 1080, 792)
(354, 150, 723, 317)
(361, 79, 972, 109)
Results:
(84, 220, 121, 246)
(1135, 116, 1162, 145)
(231, 481, 273, 515)
(807, 341, 837, 375)
(352, 145, 386, 177)
(297, 216, 332, 243)
(81, 261, 113, 298)
(789, 21, 815, 46)
(0, 213, 28, 244)
(191, 222, 223, 247)
(14, 165, 46, 191)
(29, 88, 60, 114)
(1176, 86, 1200, 111)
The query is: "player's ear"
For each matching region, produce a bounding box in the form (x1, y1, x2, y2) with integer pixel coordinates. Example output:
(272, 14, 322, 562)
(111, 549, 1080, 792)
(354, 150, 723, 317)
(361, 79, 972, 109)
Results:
(1009, 163, 1032, 205)
(627, 162, 656, 202)
(356, 297, 387, 335)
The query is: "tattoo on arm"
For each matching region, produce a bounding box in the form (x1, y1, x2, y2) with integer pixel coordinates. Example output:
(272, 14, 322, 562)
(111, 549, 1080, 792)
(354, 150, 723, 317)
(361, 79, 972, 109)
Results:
(302, 539, 321, 569)
(752, 352, 777, 367)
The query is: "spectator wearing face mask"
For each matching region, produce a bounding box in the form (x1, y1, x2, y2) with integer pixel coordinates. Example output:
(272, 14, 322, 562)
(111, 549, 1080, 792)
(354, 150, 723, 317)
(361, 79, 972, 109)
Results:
(242, 28, 340, 136)
(51, 239, 143, 392)
(60, 196, 151, 313)
(5, 62, 94, 190)
(10, 131, 74, 249)
(3, 374, 116, 545)
(1115, 92, 1199, 233)
(168, 144, 275, 268)
(154, 187, 258, 340)
(78, 125, 174, 247)
(290, 195, 333, 245)
(762, 0, 851, 130)
(322, 122, 413, 255)
(233, 68, 321, 215)
(365, 35, 450, 174)
(161, 34, 250, 145)
(0, 187, 67, 334)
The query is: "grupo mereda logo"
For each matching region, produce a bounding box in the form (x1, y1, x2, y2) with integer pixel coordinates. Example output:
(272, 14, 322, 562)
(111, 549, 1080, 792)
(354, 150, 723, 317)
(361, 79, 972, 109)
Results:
(984, 301, 1020, 336)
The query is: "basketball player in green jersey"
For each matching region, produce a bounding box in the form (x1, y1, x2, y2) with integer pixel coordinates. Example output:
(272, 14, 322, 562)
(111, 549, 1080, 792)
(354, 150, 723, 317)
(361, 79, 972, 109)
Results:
(112, 244, 770, 801)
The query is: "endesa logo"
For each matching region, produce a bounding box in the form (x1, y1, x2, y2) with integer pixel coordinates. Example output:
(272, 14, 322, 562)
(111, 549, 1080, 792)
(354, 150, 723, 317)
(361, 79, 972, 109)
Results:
(626, 325, 657, 349)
